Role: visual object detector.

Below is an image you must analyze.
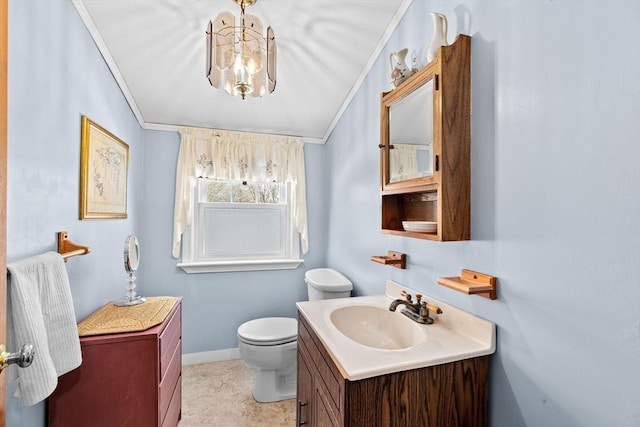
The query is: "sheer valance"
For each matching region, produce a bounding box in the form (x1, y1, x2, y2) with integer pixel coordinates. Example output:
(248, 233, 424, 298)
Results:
(172, 127, 308, 258)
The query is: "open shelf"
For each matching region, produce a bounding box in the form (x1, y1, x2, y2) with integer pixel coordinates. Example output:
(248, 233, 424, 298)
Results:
(381, 186, 441, 241)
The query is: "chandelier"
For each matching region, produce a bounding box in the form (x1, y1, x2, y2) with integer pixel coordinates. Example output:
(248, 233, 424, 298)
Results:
(206, 0, 276, 99)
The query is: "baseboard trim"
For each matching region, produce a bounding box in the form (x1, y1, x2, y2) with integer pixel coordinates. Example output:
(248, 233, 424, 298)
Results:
(182, 348, 241, 366)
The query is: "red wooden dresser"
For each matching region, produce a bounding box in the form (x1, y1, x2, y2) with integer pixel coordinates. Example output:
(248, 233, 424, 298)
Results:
(48, 298, 182, 427)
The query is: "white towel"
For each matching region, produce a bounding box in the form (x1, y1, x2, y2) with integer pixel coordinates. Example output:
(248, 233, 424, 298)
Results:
(6, 251, 82, 406)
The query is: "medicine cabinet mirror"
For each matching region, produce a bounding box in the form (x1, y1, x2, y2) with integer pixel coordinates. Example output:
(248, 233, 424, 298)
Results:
(388, 79, 434, 184)
(381, 67, 437, 190)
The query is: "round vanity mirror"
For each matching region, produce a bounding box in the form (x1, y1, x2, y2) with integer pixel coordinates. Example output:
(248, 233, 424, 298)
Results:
(114, 235, 146, 307)
(124, 235, 139, 273)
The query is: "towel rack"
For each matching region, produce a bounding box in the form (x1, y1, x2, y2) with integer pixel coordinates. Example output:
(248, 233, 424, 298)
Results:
(57, 231, 90, 261)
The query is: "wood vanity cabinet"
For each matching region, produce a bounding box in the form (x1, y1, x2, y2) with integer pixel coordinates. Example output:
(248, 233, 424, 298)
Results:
(48, 298, 182, 427)
(380, 35, 471, 241)
(297, 312, 489, 427)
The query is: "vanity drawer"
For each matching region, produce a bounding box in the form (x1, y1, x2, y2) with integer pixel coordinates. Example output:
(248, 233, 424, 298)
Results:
(298, 319, 322, 368)
(160, 303, 181, 376)
(316, 352, 340, 412)
(298, 316, 342, 415)
(315, 382, 340, 426)
(159, 337, 182, 424)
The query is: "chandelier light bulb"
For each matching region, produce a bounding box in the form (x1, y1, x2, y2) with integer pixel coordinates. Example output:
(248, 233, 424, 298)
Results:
(247, 57, 256, 75)
(234, 54, 246, 81)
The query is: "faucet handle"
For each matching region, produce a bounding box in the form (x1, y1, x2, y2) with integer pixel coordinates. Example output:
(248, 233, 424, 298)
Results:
(426, 303, 443, 314)
(416, 293, 422, 302)
(400, 290, 413, 302)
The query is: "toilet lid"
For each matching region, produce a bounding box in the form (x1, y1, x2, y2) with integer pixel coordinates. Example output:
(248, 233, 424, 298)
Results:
(237, 317, 298, 346)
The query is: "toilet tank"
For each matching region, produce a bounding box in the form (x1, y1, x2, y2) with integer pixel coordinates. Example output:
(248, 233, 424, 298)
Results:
(304, 268, 352, 301)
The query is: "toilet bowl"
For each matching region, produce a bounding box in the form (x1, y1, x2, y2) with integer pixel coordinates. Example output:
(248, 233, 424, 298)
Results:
(237, 317, 298, 403)
(237, 268, 352, 403)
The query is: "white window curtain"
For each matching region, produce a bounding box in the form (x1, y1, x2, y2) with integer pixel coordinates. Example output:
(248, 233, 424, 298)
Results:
(172, 127, 308, 258)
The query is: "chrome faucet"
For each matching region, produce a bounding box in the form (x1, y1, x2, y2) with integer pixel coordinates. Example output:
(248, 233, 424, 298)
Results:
(389, 291, 442, 325)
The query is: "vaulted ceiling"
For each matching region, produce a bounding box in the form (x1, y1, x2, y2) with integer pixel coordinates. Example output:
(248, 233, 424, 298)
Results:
(73, 0, 411, 142)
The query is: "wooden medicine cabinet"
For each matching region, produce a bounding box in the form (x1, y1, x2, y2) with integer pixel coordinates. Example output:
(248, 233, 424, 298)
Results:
(380, 34, 471, 241)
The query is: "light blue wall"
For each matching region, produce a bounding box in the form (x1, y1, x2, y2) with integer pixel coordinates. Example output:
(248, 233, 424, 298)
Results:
(140, 130, 328, 353)
(324, 1, 640, 427)
(7, 1, 144, 425)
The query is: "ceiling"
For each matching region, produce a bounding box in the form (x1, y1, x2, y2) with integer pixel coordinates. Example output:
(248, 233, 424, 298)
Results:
(73, 0, 411, 143)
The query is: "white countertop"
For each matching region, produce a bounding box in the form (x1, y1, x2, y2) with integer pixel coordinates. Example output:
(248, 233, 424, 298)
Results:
(296, 280, 496, 381)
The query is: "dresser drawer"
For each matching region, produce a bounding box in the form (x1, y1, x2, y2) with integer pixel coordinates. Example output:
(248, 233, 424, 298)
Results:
(160, 304, 182, 377)
(160, 337, 182, 423)
(162, 374, 182, 427)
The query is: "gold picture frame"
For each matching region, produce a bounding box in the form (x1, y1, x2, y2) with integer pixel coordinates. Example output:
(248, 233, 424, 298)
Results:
(79, 115, 129, 219)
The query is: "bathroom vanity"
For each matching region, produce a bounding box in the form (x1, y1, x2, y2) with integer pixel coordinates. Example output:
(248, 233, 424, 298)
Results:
(296, 282, 494, 427)
(48, 298, 182, 427)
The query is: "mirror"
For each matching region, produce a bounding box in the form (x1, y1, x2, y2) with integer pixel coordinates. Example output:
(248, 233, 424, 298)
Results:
(124, 235, 139, 273)
(381, 64, 438, 192)
(388, 79, 433, 183)
(114, 235, 146, 306)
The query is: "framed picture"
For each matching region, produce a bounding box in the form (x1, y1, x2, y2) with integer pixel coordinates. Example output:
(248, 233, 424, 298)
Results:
(79, 115, 129, 219)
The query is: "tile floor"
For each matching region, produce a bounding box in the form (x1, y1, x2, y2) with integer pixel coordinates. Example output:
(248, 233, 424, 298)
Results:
(179, 359, 296, 426)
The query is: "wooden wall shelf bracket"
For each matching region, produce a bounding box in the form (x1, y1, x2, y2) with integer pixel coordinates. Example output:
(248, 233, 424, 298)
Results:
(371, 251, 406, 269)
(57, 231, 91, 262)
(437, 269, 497, 300)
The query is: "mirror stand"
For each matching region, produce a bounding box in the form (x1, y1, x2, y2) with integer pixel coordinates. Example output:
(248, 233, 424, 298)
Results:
(115, 271, 146, 306)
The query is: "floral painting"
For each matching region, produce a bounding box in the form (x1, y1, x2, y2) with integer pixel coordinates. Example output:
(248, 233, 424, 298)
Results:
(80, 116, 129, 219)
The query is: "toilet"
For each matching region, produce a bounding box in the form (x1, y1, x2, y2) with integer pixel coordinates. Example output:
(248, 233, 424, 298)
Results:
(237, 268, 352, 402)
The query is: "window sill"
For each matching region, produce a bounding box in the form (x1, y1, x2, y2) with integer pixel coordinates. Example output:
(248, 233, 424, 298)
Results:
(177, 259, 304, 273)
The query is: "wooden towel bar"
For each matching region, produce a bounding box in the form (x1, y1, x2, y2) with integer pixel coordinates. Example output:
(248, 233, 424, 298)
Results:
(57, 231, 90, 261)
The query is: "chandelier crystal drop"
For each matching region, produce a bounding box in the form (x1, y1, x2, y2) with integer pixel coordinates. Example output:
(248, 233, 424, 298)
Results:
(206, 0, 276, 100)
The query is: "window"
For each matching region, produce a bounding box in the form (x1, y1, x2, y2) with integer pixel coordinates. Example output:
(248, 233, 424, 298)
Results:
(177, 178, 303, 273)
(172, 127, 308, 267)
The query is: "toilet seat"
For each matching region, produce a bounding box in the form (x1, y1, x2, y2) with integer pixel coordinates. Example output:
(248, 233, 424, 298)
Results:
(237, 317, 297, 346)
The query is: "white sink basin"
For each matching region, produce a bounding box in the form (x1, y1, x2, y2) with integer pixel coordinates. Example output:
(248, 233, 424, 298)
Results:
(297, 280, 496, 381)
(329, 305, 423, 350)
